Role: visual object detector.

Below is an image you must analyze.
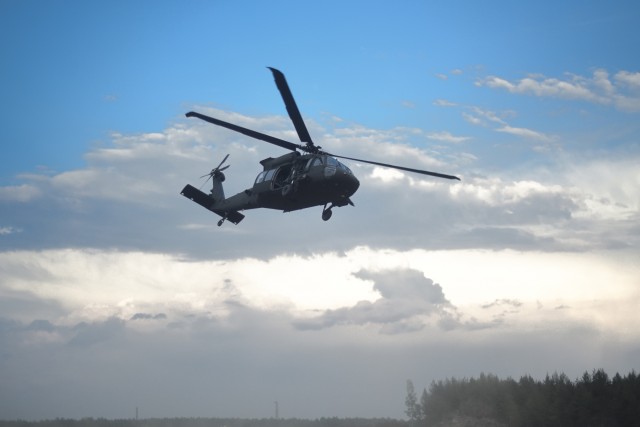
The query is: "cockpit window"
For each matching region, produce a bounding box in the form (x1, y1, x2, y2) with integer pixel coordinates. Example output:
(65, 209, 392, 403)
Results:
(326, 156, 338, 166)
(338, 160, 352, 174)
(305, 156, 323, 170)
(264, 169, 277, 181)
(255, 171, 266, 184)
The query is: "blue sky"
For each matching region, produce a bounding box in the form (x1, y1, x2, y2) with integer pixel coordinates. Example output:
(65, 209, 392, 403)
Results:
(3, 0, 638, 180)
(1, 0, 640, 421)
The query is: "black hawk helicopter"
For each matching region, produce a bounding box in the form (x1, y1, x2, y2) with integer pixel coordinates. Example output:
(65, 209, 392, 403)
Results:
(181, 67, 460, 226)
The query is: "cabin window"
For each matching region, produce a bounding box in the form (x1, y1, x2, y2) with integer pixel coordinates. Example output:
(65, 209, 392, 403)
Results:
(264, 169, 277, 181)
(274, 164, 292, 186)
(326, 156, 338, 166)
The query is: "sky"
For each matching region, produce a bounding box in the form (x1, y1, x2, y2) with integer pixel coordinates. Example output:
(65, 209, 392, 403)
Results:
(1, 0, 640, 421)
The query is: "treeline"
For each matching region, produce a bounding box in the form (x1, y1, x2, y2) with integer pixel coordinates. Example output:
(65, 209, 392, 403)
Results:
(4, 370, 640, 427)
(406, 369, 640, 427)
(0, 418, 407, 427)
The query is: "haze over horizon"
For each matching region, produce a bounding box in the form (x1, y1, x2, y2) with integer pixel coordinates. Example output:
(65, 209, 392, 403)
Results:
(1, 0, 639, 421)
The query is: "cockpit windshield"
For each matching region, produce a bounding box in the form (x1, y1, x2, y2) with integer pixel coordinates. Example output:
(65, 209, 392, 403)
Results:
(328, 157, 352, 174)
(304, 155, 353, 174)
(338, 160, 352, 174)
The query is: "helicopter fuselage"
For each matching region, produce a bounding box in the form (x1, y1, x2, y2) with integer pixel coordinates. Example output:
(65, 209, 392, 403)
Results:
(252, 152, 359, 210)
(181, 152, 360, 225)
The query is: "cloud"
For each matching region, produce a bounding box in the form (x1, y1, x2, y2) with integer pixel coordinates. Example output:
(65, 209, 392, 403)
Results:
(426, 131, 471, 143)
(26, 319, 56, 333)
(615, 71, 640, 90)
(481, 299, 522, 310)
(294, 269, 455, 333)
(0, 107, 637, 261)
(458, 105, 555, 145)
(0, 184, 41, 202)
(477, 69, 640, 112)
(130, 312, 167, 321)
(358, 269, 447, 303)
(433, 99, 457, 107)
(0, 226, 21, 235)
(496, 125, 553, 141)
(68, 317, 126, 346)
(435, 69, 463, 80)
(1, 245, 639, 420)
(462, 112, 483, 126)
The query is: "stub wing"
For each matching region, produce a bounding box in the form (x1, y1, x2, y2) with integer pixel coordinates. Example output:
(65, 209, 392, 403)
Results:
(180, 184, 245, 225)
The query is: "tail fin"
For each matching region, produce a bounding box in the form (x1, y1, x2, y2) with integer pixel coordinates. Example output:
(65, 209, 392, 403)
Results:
(209, 171, 226, 202)
(180, 183, 245, 225)
(200, 154, 230, 202)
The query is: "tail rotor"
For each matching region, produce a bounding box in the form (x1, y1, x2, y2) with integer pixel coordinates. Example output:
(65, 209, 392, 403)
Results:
(200, 154, 230, 187)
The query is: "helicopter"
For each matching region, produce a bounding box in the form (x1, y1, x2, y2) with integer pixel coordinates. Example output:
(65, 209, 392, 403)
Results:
(181, 67, 460, 226)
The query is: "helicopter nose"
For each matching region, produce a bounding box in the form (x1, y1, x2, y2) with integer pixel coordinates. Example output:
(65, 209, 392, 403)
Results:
(337, 170, 360, 196)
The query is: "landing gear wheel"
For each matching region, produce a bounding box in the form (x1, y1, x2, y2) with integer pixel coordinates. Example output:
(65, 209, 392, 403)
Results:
(217, 218, 225, 227)
(322, 208, 333, 221)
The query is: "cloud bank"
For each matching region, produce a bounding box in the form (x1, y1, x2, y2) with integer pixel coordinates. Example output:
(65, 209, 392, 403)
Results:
(1, 99, 639, 420)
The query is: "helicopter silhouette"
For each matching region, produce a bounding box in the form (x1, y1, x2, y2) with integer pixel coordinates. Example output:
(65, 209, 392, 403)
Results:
(181, 67, 460, 226)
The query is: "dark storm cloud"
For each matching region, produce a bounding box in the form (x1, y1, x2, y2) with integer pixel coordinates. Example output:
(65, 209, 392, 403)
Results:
(481, 299, 523, 310)
(130, 313, 168, 321)
(2, 295, 638, 421)
(294, 268, 457, 333)
(0, 288, 66, 322)
(356, 269, 449, 303)
(26, 319, 56, 333)
(68, 317, 127, 347)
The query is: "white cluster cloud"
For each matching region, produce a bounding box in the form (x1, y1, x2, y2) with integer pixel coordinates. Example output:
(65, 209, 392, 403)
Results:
(0, 104, 636, 256)
(426, 131, 471, 144)
(0, 226, 21, 235)
(460, 105, 554, 143)
(478, 69, 640, 112)
(0, 183, 42, 202)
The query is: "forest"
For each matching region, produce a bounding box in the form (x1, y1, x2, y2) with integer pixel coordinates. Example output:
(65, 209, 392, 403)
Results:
(406, 369, 640, 426)
(0, 418, 405, 427)
(2, 369, 639, 427)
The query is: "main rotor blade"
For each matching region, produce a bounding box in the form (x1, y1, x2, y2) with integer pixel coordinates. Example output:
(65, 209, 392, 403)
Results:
(186, 111, 302, 152)
(268, 67, 315, 147)
(330, 154, 461, 180)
